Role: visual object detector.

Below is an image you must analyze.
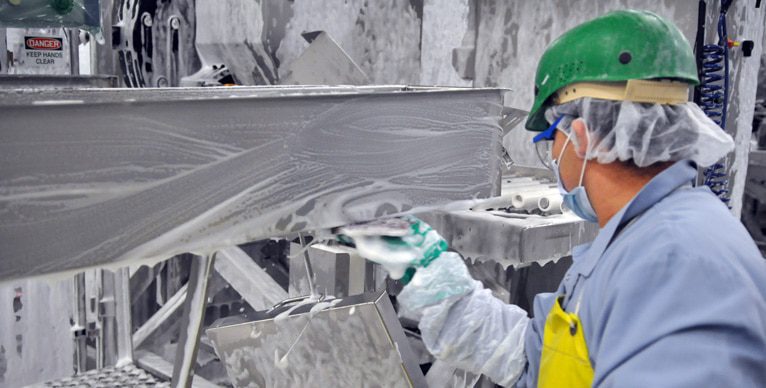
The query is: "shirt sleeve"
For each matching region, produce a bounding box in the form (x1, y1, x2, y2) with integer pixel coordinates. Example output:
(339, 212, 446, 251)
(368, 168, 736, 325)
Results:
(592, 230, 766, 387)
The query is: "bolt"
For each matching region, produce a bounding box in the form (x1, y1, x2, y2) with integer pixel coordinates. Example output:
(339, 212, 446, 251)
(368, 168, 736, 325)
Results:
(142, 13, 153, 27)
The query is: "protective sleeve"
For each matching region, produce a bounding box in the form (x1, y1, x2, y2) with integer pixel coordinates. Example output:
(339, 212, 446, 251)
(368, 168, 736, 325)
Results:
(397, 252, 530, 387)
(592, 228, 766, 387)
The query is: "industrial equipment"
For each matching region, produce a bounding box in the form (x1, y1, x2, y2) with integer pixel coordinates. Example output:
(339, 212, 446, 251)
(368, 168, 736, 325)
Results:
(1, 1, 761, 387)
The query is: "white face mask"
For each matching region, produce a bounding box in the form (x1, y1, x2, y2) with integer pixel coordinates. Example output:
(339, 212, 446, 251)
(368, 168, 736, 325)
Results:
(552, 127, 598, 223)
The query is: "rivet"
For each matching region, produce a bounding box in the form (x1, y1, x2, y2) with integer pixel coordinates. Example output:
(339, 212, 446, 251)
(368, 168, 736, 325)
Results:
(619, 51, 632, 64)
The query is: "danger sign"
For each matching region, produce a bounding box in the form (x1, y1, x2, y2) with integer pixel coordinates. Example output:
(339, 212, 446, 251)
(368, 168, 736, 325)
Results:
(24, 35, 66, 68)
(25, 37, 63, 51)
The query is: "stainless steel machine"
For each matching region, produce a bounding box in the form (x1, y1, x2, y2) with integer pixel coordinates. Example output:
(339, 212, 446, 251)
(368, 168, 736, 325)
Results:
(1, 1, 761, 387)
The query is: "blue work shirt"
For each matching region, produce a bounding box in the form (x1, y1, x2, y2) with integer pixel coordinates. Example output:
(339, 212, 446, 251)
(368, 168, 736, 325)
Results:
(519, 160, 766, 387)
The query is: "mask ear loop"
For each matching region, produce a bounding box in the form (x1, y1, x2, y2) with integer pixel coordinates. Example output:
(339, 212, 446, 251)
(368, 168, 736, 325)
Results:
(574, 119, 591, 187)
(555, 130, 572, 164)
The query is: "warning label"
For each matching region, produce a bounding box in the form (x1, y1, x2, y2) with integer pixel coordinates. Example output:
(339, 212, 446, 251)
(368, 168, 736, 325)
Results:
(24, 36, 66, 67)
(25, 37, 63, 51)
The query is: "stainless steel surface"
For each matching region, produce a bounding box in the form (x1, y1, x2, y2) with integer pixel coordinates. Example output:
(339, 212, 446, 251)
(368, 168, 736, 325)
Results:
(115, 268, 134, 365)
(297, 233, 317, 297)
(281, 31, 370, 85)
(420, 173, 597, 266)
(72, 272, 88, 374)
(214, 246, 288, 311)
(750, 150, 766, 167)
(191, 0, 276, 85)
(0, 28, 7, 74)
(0, 85, 504, 281)
(98, 270, 125, 368)
(289, 243, 377, 297)
(171, 254, 215, 388)
(421, 210, 597, 267)
(93, 0, 116, 78)
(135, 350, 219, 388)
(66, 29, 79, 76)
(94, 268, 133, 368)
(29, 364, 170, 388)
(133, 284, 188, 348)
(207, 290, 426, 387)
(0, 74, 119, 88)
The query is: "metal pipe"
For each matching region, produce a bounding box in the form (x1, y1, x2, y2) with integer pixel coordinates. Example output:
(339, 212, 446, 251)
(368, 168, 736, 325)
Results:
(171, 253, 216, 388)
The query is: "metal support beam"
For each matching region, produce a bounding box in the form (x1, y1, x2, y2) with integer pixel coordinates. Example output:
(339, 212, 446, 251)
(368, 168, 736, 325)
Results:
(214, 246, 288, 311)
(99, 270, 119, 367)
(67, 29, 79, 76)
(72, 272, 88, 374)
(135, 350, 219, 388)
(114, 268, 133, 365)
(133, 283, 188, 348)
(0, 28, 7, 74)
(172, 254, 216, 388)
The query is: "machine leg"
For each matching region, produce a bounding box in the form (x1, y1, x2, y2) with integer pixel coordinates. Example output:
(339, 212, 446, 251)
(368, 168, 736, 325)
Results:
(72, 272, 88, 373)
(171, 253, 216, 388)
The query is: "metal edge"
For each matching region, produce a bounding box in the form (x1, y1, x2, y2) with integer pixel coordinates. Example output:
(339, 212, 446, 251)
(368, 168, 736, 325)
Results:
(372, 292, 428, 388)
(0, 85, 509, 107)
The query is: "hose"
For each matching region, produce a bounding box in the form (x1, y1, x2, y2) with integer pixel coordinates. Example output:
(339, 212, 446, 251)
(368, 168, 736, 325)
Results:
(696, 0, 734, 205)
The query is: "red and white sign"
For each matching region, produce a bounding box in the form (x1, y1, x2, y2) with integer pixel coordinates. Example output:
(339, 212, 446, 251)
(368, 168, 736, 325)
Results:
(25, 37, 63, 51)
(23, 35, 67, 69)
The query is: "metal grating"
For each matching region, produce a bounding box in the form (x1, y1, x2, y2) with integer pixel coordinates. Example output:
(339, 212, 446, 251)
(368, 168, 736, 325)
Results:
(34, 364, 169, 388)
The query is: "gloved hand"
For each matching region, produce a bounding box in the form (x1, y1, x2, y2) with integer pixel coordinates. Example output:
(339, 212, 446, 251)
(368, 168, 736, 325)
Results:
(338, 216, 478, 318)
(339, 217, 528, 386)
(339, 216, 449, 283)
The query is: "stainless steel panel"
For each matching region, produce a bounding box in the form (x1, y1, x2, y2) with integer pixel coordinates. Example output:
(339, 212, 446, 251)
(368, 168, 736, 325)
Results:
(207, 291, 426, 388)
(420, 210, 598, 267)
(288, 243, 377, 298)
(281, 31, 370, 86)
(0, 85, 504, 280)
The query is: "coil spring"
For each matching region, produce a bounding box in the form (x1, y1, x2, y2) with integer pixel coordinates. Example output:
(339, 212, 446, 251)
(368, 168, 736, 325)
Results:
(700, 2, 732, 205)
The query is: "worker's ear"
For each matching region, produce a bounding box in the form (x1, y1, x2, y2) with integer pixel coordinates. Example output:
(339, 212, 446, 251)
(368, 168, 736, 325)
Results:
(571, 118, 589, 158)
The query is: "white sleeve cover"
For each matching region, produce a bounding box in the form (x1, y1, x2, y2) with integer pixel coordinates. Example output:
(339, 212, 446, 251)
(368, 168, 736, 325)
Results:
(398, 252, 530, 387)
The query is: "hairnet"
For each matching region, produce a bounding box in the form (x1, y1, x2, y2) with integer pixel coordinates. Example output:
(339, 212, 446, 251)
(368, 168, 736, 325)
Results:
(543, 97, 735, 167)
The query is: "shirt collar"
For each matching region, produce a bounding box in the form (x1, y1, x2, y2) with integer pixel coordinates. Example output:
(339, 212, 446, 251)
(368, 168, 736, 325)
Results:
(572, 160, 697, 277)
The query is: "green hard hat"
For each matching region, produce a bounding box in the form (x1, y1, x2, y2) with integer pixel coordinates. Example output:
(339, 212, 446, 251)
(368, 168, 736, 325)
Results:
(525, 9, 699, 131)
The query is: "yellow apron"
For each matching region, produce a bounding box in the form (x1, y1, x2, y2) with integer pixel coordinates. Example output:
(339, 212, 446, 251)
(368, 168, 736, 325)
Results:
(537, 295, 594, 388)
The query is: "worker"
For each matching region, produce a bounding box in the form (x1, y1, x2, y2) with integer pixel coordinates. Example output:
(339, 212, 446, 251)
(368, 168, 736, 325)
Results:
(346, 10, 766, 387)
